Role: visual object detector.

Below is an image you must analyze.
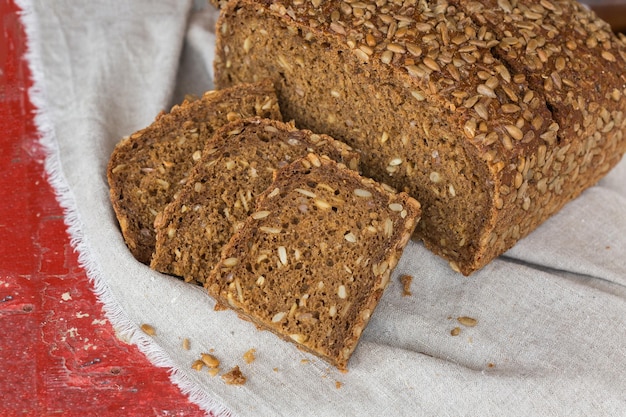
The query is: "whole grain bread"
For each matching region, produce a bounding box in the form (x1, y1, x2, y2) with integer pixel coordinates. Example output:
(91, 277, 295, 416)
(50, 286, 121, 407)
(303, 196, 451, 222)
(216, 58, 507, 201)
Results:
(150, 118, 360, 284)
(207, 153, 421, 370)
(214, 0, 626, 275)
(107, 81, 282, 264)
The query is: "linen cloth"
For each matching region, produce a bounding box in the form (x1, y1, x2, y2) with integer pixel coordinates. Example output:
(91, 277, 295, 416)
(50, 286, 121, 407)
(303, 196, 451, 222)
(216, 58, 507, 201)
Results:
(19, 1, 626, 416)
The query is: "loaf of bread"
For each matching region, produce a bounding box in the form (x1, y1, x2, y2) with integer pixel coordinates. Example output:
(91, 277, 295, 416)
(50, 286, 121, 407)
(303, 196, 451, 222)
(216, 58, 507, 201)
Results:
(207, 153, 421, 369)
(150, 118, 360, 284)
(214, 0, 626, 275)
(107, 81, 282, 264)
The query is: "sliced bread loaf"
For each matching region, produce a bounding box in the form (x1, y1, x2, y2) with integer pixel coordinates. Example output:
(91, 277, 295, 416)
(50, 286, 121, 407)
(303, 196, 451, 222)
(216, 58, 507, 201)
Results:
(150, 118, 360, 284)
(107, 81, 282, 264)
(207, 153, 421, 370)
(214, 0, 626, 274)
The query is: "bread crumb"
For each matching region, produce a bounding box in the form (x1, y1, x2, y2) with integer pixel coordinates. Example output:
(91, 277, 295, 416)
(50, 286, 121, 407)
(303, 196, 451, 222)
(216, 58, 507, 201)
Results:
(243, 348, 256, 364)
(450, 327, 461, 336)
(182, 338, 190, 350)
(400, 274, 413, 296)
(457, 316, 478, 327)
(191, 359, 204, 371)
(201, 353, 220, 368)
(208, 368, 220, 377)
(222, 365, 246, 385)
(335, 381, 342, 389)
(273, 367, 279, 372)
(140, 323, 156, 336)
(300, 359, 310, 364)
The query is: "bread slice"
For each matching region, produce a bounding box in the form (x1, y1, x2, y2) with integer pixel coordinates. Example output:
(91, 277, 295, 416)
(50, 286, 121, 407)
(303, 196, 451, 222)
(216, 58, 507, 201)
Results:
(214, 1, 626, 275)
(150, 118, 360, 284)
(107, 81, 282, 264)
(207, 153, 421, 370)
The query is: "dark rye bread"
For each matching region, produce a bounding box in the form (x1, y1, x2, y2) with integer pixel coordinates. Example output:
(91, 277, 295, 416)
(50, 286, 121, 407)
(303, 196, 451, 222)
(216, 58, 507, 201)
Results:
(107, 81, 282, 264)
(207, 154, 421, 370)
(150, 118, 360, 284)
(214, 0, 626, 275)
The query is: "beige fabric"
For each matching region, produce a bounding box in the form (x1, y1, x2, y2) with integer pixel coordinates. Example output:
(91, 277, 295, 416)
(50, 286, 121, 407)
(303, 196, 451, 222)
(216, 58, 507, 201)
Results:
(20, 1, 626, 416)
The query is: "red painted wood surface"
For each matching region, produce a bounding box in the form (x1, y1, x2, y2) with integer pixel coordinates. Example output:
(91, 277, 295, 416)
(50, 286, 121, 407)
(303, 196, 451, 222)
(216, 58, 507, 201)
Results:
(0, 2, 208, 416)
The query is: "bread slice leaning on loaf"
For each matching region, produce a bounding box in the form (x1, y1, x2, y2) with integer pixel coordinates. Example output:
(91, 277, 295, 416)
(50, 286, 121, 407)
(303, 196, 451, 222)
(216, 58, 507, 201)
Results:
(107, 81, 282, 264)
(150, 118, 360, 284)
(207, 153, 421, 370)
(214, 0, 626, 275)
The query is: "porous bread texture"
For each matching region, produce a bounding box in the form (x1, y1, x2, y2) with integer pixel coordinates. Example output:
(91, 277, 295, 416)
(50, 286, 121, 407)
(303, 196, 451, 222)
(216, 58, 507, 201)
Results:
(207, 153, 421, 370)
(107, 81, 282, 264)
(214, 0, 626, 275)
(150, 118, 360, 284)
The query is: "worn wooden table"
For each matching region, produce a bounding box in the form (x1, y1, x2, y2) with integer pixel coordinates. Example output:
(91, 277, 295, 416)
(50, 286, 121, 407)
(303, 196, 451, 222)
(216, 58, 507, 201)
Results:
(1, 1, 624, 416)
